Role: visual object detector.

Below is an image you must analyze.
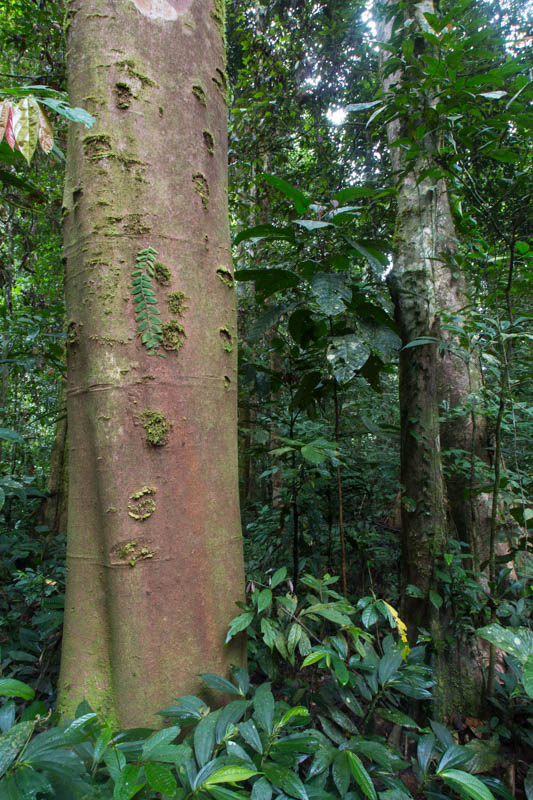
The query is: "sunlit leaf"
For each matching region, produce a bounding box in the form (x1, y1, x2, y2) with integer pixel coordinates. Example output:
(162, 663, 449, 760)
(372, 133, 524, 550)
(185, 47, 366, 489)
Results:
(37, 105, 54, 153)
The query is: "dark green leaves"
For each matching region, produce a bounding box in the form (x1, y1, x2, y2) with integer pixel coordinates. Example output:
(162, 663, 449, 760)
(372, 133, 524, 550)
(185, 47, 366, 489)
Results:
(261, 173, 310, 215)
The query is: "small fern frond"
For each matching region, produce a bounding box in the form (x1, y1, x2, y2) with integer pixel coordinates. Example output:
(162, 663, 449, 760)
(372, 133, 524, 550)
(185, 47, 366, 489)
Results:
(132, 247, 164, 355)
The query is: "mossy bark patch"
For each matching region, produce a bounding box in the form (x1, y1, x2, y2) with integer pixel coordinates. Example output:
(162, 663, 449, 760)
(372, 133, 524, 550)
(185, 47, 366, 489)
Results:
(216, 266, 234, 288)
(192, 173, 209, 210)
(127, 486, 156, 520)
(203, 130, 214, 155)
(138, 409, 171, 446)
(219, 325, 233, 352)
(162, 320, 186, 351)
(192, 84, 206, 106)
(154, 262, 171, 285)
(167, 291, 189, 315)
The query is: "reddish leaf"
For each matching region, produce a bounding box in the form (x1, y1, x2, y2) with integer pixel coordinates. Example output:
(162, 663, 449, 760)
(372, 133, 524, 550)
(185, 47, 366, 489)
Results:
(5, 104, 15, 149)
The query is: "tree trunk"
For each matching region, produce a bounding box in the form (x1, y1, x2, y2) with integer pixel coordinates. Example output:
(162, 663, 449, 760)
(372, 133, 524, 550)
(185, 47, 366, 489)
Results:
(58, 0, 245, 728)
(379, 0, 491, 715)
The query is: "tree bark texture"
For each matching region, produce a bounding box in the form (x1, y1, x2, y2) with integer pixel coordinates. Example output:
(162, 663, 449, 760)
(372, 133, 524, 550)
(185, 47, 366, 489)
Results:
(58, 0, 245, 727)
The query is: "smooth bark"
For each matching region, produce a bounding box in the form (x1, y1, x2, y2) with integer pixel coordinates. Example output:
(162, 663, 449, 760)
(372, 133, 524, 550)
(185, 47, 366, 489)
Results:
(59, 0, 245, 727)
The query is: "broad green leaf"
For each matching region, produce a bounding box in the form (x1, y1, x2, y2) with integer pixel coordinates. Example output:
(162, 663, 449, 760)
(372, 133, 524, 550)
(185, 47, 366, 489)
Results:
(439, 769, 495, 800)
(113, 763, 144, 800)
(333, 750, 351, 797)
(270, 566, 287, 588)
(239, 719, 263, 753)
(38, 96, 95, 127)
(0, 680, 34, 700)
(294, 220, 332, 231)
(1, 766, 54, 799)
(0, 429, 24, 444)
(203, 766, 259, 785)
(262, 763, 308, 800)
(234, 269, 300, 297)
(225, 611, 255, 643)
(312, 272, 351, 316)
(0, 702, 15, 733)
(333, 186, 380, 203)
(437, 745, 471, 772)
(346, 751, 377, 800)
(485, 149, 520, 163)
(215, 699, 249, 742)
(378, 650, 403, 686)
(201, 673, 243, 696)
(93, 726, 113, 767)
(194, 711, 218, 766)
(327, 335, 370, 383)
(301, 445, 326, 464)
(252, 776, 273, 800)
(144, 762, 177, 795)
(417, 733, 435, 774)
(209, 787, 249, 800)
(257, 589, 273, 613)
(477, 624, 533, 664)
(429, 591, 443, 610)
(376, 708, 418, 729)
(253, 684, 275, 734)
(157, 695, 209, 721)
(279, 706, 309, 726)
(141, 725, 180, 761)
(0, 721, 36, 778)
(261, 173, 310, 215)
(233, 224, 295, 247)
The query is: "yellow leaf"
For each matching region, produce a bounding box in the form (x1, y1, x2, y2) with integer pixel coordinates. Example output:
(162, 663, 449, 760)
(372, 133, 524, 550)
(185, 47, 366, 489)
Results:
(37, 105, 54, 154)
(13, 97, 39, 164)
(383, 601, 410, 658)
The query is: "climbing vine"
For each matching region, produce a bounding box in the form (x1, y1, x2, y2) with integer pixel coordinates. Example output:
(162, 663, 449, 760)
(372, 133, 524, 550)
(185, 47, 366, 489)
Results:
(131, 247, 163, 354)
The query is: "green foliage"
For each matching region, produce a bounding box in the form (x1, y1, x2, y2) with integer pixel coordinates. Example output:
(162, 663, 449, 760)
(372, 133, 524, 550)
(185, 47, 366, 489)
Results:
(0, 578, 511, 800)
(131, 248, 164, 354)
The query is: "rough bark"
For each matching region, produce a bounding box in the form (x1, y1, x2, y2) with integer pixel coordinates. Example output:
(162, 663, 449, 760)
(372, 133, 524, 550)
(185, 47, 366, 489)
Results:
(58, 0, 245, 728)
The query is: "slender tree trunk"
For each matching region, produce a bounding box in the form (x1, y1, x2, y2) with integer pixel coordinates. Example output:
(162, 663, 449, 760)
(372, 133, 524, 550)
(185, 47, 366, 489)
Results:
(58, 0, 245, 727)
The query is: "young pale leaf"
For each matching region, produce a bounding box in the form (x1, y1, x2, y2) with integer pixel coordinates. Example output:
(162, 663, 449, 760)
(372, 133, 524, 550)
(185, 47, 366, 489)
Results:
(203, 766, 259, 786)
(293, 220, 332, 231)
(261, 173, 310, 215)
(439, 770, 496, 800)
(344, 101, 383, 113)
(5, 105, 15, 149)
(37, 105, 54, 153)
(346, 751, 377, 800)
(12, 98, 39, 164)
(0, 102, 10, 143)
(144, 762, 177, 795)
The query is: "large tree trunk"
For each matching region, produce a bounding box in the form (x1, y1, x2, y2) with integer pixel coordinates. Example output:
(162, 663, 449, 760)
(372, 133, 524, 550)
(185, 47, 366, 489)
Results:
(58, 0, 245, 728)
(379, 0, 491, 715)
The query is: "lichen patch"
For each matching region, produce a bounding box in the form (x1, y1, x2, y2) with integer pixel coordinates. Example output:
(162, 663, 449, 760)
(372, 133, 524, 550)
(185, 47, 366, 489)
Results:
(129, 0, 193, 20)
